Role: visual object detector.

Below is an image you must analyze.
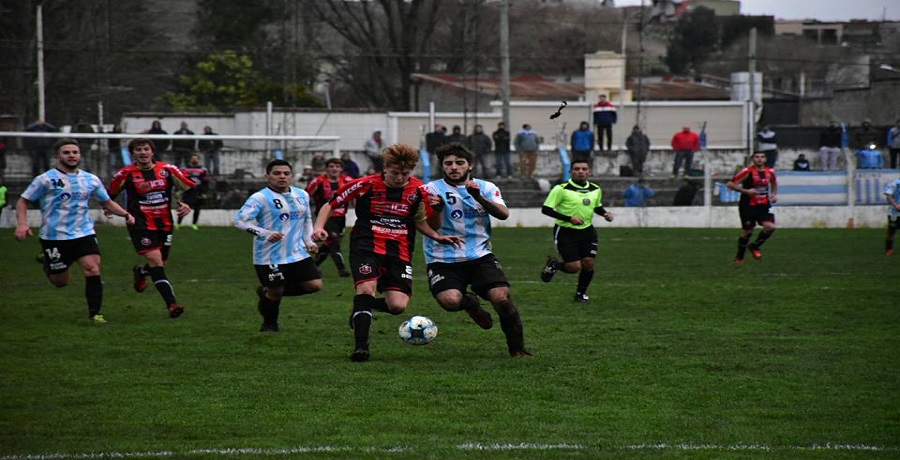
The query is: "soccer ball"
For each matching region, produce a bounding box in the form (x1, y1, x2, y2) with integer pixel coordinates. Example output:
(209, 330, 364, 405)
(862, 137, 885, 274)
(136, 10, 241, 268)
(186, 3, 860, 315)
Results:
(398, 315, 438, 346)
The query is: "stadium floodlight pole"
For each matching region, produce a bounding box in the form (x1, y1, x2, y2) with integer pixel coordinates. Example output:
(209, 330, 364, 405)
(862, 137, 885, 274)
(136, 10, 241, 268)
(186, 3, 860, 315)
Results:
(500, 0, 510, 128)
(36, 3, 46, 122)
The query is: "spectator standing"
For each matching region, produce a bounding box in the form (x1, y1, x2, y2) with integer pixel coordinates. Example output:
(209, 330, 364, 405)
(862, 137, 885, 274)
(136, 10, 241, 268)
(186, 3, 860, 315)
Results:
(233, 159, 322, 332)
(71, 118, 95, 168)
(425, 124, 447, 178)
(819, 121, 843, 171)
(492, 122, 512, 178)
(172, 121, 195, 167)
(670, 124, 700, 178)
(25, 120, 58, 176)
(422, 142, 531, 357)
(177, 153, 211, 230)
(363, 130, 384, 173)
(623, 178, 655, 207)
(625, 125, 650, 176)
(856, 145, 884, 169)
(466, 124, 493, 179)
(592, 94, 617, 152)
(145, 120, 170, 157)
(15, 139, 134, 324)
(341, 152, 361, 178)
(853, 119, 881, 150)
(197, 126, 223, 176)
(793, 154, 811, 171)
(886, 119, 900, 169)
(311, 143, 462, 362)
(539, 159, 614, 303)
(884, 177, 900, 255)
(569, 121, 595, 165)
(514, 124, 541, 179)
(757, 125, 778, 168)
(447, 125, 465, 145)
(727, 151, 778, 264)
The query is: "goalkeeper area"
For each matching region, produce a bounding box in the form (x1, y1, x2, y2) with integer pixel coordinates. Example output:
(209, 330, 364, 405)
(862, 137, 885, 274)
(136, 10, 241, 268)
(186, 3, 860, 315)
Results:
(0, 227, 897, 460)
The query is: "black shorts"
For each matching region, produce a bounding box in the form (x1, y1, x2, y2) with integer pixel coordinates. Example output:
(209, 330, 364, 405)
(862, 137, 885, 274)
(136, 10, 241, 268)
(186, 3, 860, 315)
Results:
(553, 225, 598, 263)
(40, 235, 100, 275)
(254, 258, 321, 289)
(426, 254, 509, 299)
(889, 215, 900, 230)
(349, 251, 413, 296)
(128, 228, 173, 255)
(739, 205, 775, 229)
(182, 188, 202, 207)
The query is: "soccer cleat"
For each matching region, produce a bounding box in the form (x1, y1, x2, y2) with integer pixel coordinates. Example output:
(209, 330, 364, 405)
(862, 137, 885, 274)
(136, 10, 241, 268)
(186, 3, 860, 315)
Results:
(350, 345, 370, 362)
(464, 293, 493, 330)
(750, 248, 762, 260)
(338, 269, 351, 278)
(260, 323, 280, 333)
(510, 348, 533, 357)
(887, 249, 894, 256)
(174, 224, 181, 231)
(573, 293, 590, 303)
(540, 256, 558, 283)
(168, 303, 185, 318)
(90, 314, 107, 324)
(733, 257, 745, 265)
(191, 224, 199, 230)
(132, 265, 148, 293)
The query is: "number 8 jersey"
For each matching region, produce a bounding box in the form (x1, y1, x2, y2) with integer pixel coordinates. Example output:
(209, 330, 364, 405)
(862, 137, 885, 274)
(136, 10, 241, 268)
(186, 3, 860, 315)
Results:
(234, 186, 315, 265)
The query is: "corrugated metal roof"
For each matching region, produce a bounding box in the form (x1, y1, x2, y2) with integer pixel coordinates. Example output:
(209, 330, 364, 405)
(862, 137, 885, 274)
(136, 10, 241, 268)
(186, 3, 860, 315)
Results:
(411, 73, 730, 101)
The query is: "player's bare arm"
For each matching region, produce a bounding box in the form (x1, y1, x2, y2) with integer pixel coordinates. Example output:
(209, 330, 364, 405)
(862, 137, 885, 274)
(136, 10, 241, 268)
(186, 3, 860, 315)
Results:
(14, 197, 34, 241)
(312, 202, 334, 241)
(414, 220, 462, 248)
(467, 180, 509, 220)
(100, 200, 134, 225)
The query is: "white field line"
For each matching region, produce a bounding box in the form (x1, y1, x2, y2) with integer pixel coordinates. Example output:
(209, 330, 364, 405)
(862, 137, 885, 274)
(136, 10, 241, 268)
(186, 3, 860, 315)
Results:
(3, 442, 898, 459)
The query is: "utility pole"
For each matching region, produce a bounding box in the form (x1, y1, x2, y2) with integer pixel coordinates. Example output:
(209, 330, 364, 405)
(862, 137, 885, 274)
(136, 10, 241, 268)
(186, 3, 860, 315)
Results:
(36, 3, 46, 122)
(500, 0, 510, 128)
(747, 27, 757, 156)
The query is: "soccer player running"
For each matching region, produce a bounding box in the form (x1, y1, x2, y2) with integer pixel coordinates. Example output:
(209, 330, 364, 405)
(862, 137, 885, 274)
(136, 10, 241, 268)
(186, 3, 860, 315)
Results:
(312, 143, 462, 362)
(306, 157, 354, 277)
(727, 151, 778, 263)
(177, 153, 210, 230)
(540, 159, 614, 303)
(883, 177, 900, 255)
(234, 159, 322, 332)
(15, 139, 134, 323)
(422, 143, 531, 357)
(108, 138, 195, 318)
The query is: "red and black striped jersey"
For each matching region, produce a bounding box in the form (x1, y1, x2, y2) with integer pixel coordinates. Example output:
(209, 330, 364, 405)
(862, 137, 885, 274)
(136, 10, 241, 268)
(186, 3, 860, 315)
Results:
(306, 173, 354, 217)
(108, 162, 195, 231)
(329, 173, 428, 262)
(732, 165, 776, 207)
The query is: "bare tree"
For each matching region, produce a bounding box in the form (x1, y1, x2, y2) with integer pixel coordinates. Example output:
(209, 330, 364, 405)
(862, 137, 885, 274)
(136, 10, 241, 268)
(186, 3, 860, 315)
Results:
(304, 0, 445, 110)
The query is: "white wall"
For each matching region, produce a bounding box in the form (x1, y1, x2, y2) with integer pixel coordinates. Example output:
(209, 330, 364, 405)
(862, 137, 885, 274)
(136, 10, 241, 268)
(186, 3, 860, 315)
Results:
(14, 205, 879, 231)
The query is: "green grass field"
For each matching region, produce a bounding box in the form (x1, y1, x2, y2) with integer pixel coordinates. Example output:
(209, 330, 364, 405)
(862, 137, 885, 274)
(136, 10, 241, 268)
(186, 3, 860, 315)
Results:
(1, 226, 897, 459)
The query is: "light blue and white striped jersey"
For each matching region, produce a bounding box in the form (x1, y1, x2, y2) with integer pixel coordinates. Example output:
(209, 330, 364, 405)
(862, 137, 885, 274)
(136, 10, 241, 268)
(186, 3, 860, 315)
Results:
(234, 186, 315, 265)
(885, 179, 900, 218)
(422, 179, 504, 264)
(20, 169, 110, 240)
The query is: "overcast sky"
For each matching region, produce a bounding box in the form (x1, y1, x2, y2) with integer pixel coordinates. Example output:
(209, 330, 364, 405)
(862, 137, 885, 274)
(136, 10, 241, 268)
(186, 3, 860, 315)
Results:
(614, 0, 900, 22)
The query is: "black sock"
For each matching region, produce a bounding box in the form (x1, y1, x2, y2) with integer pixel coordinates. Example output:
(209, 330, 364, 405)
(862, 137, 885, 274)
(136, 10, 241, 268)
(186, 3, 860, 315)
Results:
(354, 294, 389, 313)
(576, 270, 594, 296)
(85, 275, 102, 317)
(332, 251, 346, 271)
(736, 236, 750, 259)
(257, 291, 281, 326)
(147, 266, 177, 305)
(754, 230, 774, 249)
(351, 296, 374, 348)
(283, 284, 317, 297)
(192, 209, 200, 225)
(887, 239, 894, 251)
(496, 300, 525, 353)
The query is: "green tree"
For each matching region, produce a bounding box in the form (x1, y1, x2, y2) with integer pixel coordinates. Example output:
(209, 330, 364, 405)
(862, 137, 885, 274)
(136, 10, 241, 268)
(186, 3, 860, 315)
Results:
(164, 51, 321, 111)
(664, 6, 719, 75)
